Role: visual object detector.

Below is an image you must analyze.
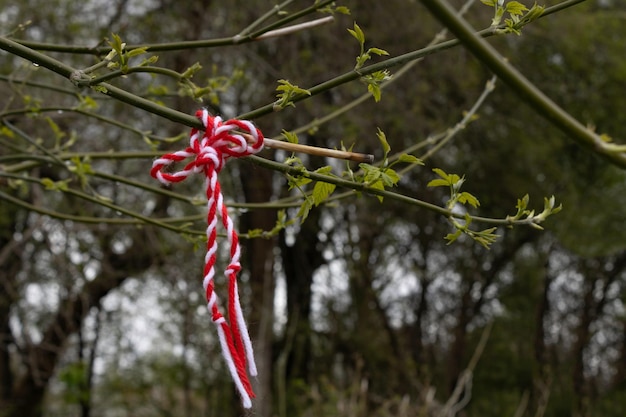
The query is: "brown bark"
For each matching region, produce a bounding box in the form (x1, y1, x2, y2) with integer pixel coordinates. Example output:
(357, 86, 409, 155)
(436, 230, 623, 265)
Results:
(0, 194, 34, 409)
(239, 161, 277, 417)
(531, 252, 553, 417)
(279, 207, 323, 382)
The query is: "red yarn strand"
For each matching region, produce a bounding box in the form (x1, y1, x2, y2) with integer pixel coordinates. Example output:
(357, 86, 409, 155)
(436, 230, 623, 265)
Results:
(150, 109, 263, 408)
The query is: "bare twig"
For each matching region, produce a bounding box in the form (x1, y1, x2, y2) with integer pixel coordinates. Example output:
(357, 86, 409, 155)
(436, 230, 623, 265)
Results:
(513, 390, 530, 417)
(253, 16, 334, 41)
(439, 323, 492, 417)
(263, 137, 374, 163)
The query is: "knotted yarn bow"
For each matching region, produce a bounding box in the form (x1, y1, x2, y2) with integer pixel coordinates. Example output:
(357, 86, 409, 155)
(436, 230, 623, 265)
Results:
(150, 109, 264, 408)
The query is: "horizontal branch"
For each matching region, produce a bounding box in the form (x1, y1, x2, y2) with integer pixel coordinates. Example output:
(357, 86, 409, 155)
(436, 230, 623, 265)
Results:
(245, 154, 551, 228)
(10, 0, 336, 54)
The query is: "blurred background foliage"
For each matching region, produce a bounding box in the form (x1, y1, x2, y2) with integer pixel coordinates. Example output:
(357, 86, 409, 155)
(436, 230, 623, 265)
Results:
(1, 0, 626, 417)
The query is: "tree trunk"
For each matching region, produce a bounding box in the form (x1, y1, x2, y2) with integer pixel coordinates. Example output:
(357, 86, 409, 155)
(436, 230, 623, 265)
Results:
(2, 230, 155, 417)
(531, 250, 553, 417)
(0, 194, 26, 406)
(239, 161, 277, 417)
(279, 207, 322, 381)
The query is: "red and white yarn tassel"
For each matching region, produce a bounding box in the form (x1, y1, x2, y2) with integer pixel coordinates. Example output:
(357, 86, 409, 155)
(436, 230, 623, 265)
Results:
(150, 109, 263, 408)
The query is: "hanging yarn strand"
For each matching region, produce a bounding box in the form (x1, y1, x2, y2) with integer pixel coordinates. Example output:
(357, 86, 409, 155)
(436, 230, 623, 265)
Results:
(150, 109, 263, 408)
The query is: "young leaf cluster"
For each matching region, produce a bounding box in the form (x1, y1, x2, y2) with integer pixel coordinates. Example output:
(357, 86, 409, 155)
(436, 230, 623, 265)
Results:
(481, 0, 545, 35)
(506, 194, 562, 229)
(348, 23, 391, 102)
(246, 210, 294, 239)
(105, 33, 154, 72)
(281, 141, 338, 224)
(447, 215, 499, 249)
(357, 129, 423, 202)
(274, 79, 311, 110)
(428, 168, 479, 210)
(318, 3, 351, 15)
(428, 168, 498, 248)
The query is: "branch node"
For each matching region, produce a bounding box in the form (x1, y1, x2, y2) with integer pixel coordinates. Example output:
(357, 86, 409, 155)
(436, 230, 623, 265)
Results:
(69, 70, 90, 88)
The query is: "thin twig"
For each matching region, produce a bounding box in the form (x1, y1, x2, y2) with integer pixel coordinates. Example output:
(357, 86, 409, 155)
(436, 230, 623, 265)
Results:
(236, 0, 297, 37)
(440, 323, 492, 417)
(263, 137, 373, 163)
(512, 390, 529, 417)
(253, 16, 334, 41)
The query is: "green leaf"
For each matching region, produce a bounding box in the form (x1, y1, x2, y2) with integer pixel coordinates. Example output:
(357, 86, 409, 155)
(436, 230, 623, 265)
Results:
(126, 47, 149, 58)
(355, 53, 370, 69)
(480, 0, 496, 5)
(287, 175, 312, 190)
(348, 22, 365, 45)
(517, 194, 529, 211)
(41, 178, 70, 191)
(314, 166, 333, 176)
(521, 4, 546, 24)
(458, 192, 480, 208)
(445, 229, 463, 244)
(77, 95, 99, 110)
(427, 178, 450, 188)
(432, 168, 450, 181)
(91, 85, 108, 94)
(368, 47, 389, 56)
(358, 162, 377, 173)
(369, 180, 385, 202)
(506, 1, 529, 15)
(108, 33, 125, 54)
(285, 156, 303, 166)
(297, 199, 313, 223)
(359, 163, 381, 184)
(368, 83, 382, 102)
(0, 126, 15, 138)
(275, 79, 311, 109)
(380, 169, 400, 187)
(312, 181, 336, 206)
(140, 55, 159, 66)
(181, 62, 202, 79)
(398, 154, 424, 165)
(429, 168, 462, 187)
(281, 130, 299, 144)
(376, 128, 391, 156)
(474, 227, 499, 249)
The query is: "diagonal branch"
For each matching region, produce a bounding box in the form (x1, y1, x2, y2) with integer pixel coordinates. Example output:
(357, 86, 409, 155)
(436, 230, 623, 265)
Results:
(418, 0, 626, 169)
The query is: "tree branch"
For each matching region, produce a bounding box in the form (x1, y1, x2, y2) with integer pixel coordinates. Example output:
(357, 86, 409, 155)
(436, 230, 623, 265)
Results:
(418, 0, 626, 168)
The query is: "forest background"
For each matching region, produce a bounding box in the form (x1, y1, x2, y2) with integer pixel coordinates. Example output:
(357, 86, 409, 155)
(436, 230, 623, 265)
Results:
(1, 0, 626, 417)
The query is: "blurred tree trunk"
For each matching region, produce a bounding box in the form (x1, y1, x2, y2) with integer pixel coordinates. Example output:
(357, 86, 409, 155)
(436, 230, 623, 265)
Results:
(2, 229, 156, 417)
(239, 161, 277, 417)
(572, 255, 626, 417)
(76, 305, 101, 417)
(279, 208, 323, 382)
(615, 317, 626, 388)
(0, 201, 23, 407)
(531, 252, 553, 416)
(352, 217, 406, 391)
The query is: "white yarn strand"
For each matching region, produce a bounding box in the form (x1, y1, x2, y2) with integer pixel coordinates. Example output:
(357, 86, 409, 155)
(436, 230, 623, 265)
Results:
(215, 319, 253, 409)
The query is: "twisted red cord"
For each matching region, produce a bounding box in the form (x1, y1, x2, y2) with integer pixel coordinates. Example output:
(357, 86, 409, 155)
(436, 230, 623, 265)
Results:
(150, 109, 263, 408)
